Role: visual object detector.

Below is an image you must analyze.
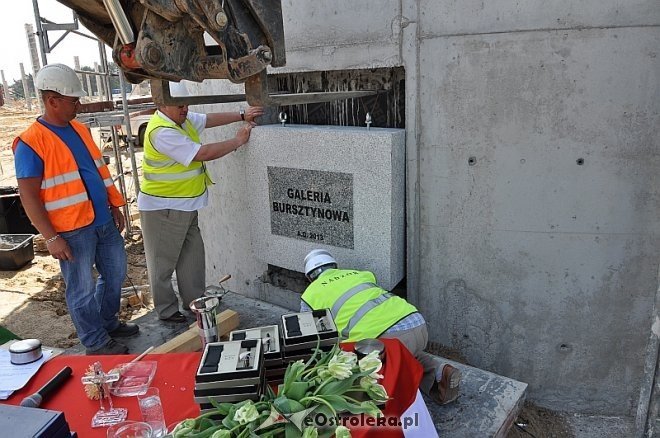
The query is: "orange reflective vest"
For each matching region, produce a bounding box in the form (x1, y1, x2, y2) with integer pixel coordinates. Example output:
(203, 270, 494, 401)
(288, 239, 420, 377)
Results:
(13, 120, 125, 232)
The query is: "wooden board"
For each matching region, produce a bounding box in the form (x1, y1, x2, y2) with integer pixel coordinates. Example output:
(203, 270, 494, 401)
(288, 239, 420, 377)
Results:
(152, 309, 239, 354)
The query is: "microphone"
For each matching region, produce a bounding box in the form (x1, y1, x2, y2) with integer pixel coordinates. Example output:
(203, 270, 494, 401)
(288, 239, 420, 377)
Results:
(20, 366, 72, 408)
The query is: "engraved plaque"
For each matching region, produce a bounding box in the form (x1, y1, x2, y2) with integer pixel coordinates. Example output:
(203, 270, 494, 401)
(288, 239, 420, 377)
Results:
(268, 167, 354, 249)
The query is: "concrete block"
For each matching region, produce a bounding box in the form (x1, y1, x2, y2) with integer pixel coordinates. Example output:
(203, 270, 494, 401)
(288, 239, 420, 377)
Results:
(243, 124, 405, 290)
(419, 0, 660, 36)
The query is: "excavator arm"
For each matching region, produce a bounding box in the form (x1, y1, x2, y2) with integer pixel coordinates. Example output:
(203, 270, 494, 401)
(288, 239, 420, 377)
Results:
(55, 0, 375, 106)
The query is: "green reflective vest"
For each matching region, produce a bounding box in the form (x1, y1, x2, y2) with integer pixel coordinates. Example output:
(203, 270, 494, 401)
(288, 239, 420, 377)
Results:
(301, 269, 418, 342)
(141, 112, 212, 198)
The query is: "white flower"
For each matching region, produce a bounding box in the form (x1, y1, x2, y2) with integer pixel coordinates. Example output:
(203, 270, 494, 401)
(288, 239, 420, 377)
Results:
(359, 376, 376, 389)
(302, 426, 319, 438)
(359, 376, 389, 403)
(211, 430, 231, 438)
(327, 351, 357, 380)
(335, 350, 358, 367)
(358, 351, 382, 376)
(366, 383, 389, 402)
(233, 400, 259, 424)
(327, 359, 353, 380)
(360, 401, 382, 417)
(335, 425, 352, 438)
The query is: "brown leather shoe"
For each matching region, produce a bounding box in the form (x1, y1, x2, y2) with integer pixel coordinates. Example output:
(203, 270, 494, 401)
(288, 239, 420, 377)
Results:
(431, 364, 461, 405)
(160, 311, 187, 323)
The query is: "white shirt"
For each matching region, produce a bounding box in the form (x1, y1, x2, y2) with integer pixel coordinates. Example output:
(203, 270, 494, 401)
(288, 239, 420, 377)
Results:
(137, 111, 209, 212)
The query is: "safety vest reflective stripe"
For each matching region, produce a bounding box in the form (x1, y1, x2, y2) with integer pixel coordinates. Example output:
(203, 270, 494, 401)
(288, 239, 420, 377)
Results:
(44, 192, 89, 211)
(41, 171, 81, 189)
(331, 282, 377, 319)
(143, 156, 177, 168)
(93, 159, 115, 187)
(143, 167, 204, 181)
(341, 293, 395, 339)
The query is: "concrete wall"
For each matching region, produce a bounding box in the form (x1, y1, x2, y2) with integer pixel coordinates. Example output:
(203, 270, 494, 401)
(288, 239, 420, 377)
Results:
(194, 0, 660, 415)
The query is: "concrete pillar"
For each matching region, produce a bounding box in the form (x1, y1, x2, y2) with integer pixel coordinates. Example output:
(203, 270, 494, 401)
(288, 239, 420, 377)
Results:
(94, 62, 104, 101)
(19, 63, 31, 111)
(1, 70, 10, 102)
(25, 24, 43, 111)
(98, 40, 112, 100)
(85, 73, 93, 101)
(73, 56, 84, 97)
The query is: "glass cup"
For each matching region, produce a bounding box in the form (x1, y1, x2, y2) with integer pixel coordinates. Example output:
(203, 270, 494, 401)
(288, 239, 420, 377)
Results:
(137, 387, 167, 437)
(106, 421, 153, 438)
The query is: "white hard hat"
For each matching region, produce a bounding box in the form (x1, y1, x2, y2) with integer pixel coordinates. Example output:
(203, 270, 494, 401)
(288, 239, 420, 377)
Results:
(35, 64, 86, 97)
(304, 249, 337, 279)
(168, 81, 189, 97)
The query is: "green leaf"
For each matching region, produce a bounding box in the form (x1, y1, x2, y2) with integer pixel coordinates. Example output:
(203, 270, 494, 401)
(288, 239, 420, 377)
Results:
(286, 381, 312, 401)
(305, 336, 323, 369)
(273, 395, 305, 414)
(265, 383, 277, 401)
(198, 418, 216, 430)
(316, 344, 340, 367)
(316, 368, 373, 397)
(207, 398, 233, 416)
(282, 361, 308, 396)
(318, 395, 355, 413)
(284, 423, 302, 438)
(221, 416, 237, 430)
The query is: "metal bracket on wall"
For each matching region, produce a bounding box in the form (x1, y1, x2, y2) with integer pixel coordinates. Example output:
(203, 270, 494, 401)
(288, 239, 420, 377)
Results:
(151, 72, 379, 107)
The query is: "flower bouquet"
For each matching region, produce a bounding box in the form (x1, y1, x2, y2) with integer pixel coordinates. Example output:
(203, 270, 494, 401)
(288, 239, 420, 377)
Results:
(169, 343, 389, 437)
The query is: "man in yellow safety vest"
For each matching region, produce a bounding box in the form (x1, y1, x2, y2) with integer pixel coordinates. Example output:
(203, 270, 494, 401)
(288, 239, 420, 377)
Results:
(302, 249, 461, 404)
(139, 81, 263, 323)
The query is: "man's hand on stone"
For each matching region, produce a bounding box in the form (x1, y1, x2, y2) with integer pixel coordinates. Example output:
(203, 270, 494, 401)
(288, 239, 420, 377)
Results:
(236, 124, 254, 146)
(245, 107, 264, 123)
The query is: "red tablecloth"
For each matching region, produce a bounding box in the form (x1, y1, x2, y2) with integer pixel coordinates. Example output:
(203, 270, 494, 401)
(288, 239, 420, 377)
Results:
(2, 339, 422, 437)
(340, 339, 423, 438)
(3, 353, 201, 437)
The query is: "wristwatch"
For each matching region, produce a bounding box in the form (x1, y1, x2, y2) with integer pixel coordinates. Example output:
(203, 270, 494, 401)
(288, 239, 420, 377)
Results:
(239, 108, 245, 121)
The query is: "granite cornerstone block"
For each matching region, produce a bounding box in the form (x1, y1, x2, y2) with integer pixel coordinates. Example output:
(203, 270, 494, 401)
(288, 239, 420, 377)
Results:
(244, 125, 405, 290)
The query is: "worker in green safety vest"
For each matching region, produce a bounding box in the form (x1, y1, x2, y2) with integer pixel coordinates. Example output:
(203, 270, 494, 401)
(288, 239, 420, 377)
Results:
(302, 249, 461, 405)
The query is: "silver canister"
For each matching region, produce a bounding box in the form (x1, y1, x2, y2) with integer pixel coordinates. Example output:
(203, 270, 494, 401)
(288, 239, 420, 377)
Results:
(354, 338, 386, 362)
(189, 296, 220, 348)
(9, 339, 43, 365)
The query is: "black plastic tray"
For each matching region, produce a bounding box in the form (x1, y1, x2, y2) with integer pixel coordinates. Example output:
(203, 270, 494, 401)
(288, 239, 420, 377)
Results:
(0, 234, 35, 270)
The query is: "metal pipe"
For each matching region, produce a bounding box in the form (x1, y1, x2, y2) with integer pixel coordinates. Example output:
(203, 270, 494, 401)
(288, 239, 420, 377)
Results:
(110, 126, 132, 235)
(41, 18, 97, 42)
(48, 30, 71, 52)
(119, 70, 141, 198)
(99, 41, 113, 100)
(74, 69, 118, 77)
(31, 0, 48, 65)
(102, 0, 135, 45)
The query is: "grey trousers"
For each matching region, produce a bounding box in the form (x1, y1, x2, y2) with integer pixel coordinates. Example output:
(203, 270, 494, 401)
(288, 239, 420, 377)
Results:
(141, 209, 206, 319)
(382, 323, 454, 397)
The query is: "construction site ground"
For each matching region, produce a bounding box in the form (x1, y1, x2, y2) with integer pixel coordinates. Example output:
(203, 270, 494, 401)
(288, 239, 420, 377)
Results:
(0, 102, 634, 437)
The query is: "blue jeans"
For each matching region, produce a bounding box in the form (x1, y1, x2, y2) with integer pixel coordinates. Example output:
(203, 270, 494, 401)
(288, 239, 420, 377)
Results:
(59, 221, 127, 350)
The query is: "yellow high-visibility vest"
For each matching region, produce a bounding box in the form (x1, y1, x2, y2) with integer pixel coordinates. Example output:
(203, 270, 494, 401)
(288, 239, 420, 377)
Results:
(141, 112, 212, 198)
(301, 269, 418, 342)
